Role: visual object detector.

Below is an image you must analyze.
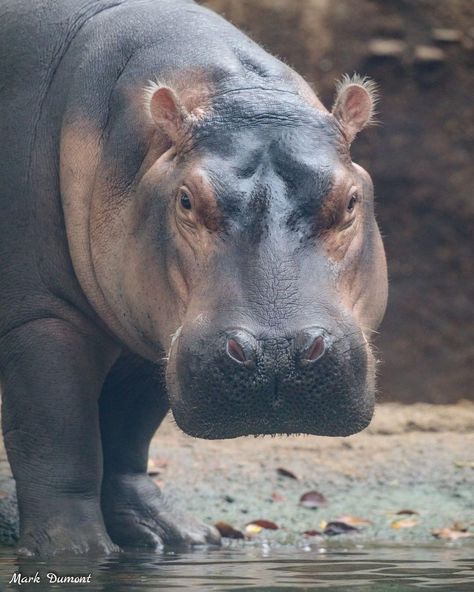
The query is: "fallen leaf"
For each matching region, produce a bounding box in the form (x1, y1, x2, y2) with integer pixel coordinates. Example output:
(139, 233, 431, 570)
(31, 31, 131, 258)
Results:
(277, 467, 298, 480)
(147, 457, 168, 476)
(214, 521, 244, 539)
(299, 491, 328, 509)
(246, 519, 279, 530)
(391, 518, 418, 529)
(336, 515, 372, 527)
(303, 530, 323, 537)
(153, 479, 165, 489)
(432, 527, 472, 540)
(147, 459, 162, 477)
(396, 509, 419, 516)
(452, 521, 469, 531)
(324, 521, 359, 536)
(271, 492, 286, 502)
(0, 491, 8, 500)
(454, 460, 474, 469)
(245, 524, 263, 536)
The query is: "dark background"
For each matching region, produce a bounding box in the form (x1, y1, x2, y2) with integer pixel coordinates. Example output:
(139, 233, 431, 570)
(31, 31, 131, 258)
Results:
(200, 0, 474, 403)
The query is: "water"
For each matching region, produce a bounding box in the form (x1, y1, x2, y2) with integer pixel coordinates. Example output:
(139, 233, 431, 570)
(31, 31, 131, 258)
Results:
(0, 544, 472, 591)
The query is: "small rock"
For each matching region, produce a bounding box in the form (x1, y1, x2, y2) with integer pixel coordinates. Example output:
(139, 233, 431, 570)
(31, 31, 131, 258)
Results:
(414, 45, 445, 64)
(368, 38, 406, 58)
(431, 28, 462, 44)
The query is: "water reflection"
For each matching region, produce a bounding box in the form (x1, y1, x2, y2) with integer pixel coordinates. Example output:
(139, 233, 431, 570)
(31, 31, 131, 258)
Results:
(0, 544, 472, 591)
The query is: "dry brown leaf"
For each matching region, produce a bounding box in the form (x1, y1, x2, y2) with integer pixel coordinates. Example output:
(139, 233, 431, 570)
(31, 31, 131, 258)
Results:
(432, 527, 472, 540)
(246, 519, 279, 530)
(391, 518, 418, 529)
(0, 491, 8, 500)
(214, 521, 245, 539)
(276, 467, 298, 480)
(454, 460, 474, 469)
(324, 521, 359, 536)
(452, 521, 469, 531)
(271, 492, 286, 502)
(396, 509, 419, 516)
(245, 524, 263, 536)
(303, 530, 323, 537)
(335, 515, 372, 527)
(299, 491, 328, 509)
(147, 459, 163, 477)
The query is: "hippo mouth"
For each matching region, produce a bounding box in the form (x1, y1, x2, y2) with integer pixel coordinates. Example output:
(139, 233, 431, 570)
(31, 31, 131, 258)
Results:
(170, 396, 375, 440)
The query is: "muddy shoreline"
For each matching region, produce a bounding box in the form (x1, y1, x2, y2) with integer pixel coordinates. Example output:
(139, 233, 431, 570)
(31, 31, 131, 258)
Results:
(0, 402, 472, 548)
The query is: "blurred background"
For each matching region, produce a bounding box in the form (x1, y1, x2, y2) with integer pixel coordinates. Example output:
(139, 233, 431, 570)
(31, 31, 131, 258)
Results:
(199, 0, 474, 404)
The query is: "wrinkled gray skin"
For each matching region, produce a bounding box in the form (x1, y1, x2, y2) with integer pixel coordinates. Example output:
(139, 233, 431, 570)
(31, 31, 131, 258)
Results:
(0, 0, 387, 556)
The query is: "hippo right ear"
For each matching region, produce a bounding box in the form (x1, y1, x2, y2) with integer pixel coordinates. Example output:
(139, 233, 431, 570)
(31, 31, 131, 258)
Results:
(332, 74, 378, 145)
(146, 84, 189, 144)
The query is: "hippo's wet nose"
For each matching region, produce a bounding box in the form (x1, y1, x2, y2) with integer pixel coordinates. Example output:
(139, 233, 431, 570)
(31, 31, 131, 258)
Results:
(295, 327, 326, 364)
(226, 330, 258, 368)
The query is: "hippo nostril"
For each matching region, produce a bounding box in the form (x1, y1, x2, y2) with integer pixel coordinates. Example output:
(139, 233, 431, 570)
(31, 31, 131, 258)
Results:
(305, 335, 326, 363)
(295, 328, 327, 365)
(227, 338, 247, 364)
(225, 330, 257, 368)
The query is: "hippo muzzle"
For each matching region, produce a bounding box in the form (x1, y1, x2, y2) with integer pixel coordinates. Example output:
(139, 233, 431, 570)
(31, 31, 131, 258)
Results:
(167, 303, 375, 439)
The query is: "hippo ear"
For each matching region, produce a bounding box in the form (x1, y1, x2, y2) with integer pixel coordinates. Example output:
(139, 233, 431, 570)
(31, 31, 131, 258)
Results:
(146, 84, 189, 143)
(332, 74, 378, 144)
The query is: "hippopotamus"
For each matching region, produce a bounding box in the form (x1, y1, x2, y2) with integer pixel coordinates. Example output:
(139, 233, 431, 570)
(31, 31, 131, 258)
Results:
(0, 0, 387, 555)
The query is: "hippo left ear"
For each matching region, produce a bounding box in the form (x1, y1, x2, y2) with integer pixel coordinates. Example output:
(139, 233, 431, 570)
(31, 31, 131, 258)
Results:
(332, 74, 378, 145)
(146, 83, 189, 144)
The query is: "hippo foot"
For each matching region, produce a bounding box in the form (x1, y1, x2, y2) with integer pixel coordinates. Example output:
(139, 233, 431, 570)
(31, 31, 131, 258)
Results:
(18, 522, 118, 557)
(101, 473, 221, 550)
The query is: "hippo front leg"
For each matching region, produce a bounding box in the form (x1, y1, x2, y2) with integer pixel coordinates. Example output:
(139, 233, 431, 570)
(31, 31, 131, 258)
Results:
(0, 318, 119, 556)
(99, 354, 220, 549)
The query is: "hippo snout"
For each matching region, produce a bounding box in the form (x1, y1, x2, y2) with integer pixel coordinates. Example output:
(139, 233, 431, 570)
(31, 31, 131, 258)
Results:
(167, 320, 375, 440)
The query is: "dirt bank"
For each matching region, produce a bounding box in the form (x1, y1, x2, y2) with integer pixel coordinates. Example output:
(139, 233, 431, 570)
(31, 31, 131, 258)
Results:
(0, 403, 473, 548)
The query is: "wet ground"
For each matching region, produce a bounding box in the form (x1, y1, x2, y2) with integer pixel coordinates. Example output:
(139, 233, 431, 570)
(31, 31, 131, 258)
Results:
(152, 402, 474, 547)
(0, 402, 473, 558)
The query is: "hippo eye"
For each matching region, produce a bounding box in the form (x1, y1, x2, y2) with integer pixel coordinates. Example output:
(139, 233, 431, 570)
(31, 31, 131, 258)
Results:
(347, 191, 359, 213)
(180, 191, 193, 211)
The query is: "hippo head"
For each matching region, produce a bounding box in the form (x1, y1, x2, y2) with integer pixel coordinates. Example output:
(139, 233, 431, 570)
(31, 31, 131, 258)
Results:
(95, 73, 387, 439)
(142, 75, 389, 439)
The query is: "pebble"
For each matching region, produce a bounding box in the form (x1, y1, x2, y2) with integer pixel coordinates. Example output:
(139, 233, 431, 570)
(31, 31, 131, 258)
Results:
(413, 45, 445, 64)
(431, 28, 462, 44)
(368, 38, 406, 58)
